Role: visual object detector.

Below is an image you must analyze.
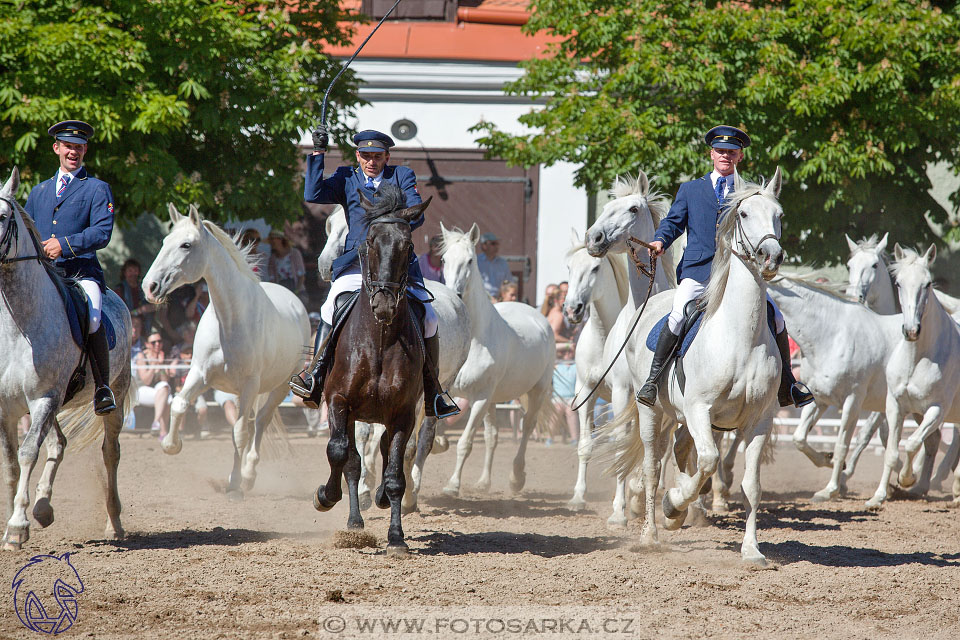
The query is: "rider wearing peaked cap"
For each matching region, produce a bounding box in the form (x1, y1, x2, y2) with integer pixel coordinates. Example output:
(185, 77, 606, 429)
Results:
(637, 124, 814, 410)
(289, 126, 460, 419)
(24, 120, 117, 415)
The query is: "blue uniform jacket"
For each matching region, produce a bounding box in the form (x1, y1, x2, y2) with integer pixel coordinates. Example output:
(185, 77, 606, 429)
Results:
(24, 166, 114, 290)
(304, 154, 426, 287)
(653, 173, 725, 284)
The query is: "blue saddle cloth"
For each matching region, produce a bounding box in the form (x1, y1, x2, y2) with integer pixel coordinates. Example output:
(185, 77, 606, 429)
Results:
(49, 267, 115, 350)
(645, 306, 776, 355)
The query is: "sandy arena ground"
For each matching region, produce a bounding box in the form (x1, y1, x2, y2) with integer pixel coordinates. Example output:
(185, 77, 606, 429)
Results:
(1, 424, 958, 639)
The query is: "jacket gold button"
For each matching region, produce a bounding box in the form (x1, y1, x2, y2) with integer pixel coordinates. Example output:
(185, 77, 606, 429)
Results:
(53, 220, 57, 224)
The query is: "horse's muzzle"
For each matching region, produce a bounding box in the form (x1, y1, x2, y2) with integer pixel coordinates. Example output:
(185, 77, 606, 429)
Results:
(903, 325, 920, 341)
(564, 303, 584, 324)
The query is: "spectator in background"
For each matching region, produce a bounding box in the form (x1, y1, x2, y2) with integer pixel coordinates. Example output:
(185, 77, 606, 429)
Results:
(418, 234, 445, 283)
(135, 331, 176, 439)
(240, 228, 266, 278)
(267, 230, 306, 295)
(553, 342, 580, 446)
(172, 321, 198, 359)
(545, 284, 574, 343)
(500, 280, 519, 302)
(540, 283, 558, 317)
(477, 232, 516, 300)
(184, 282, 209, 324)
(214, 390, 239, 433)
(130, 314, 146, 361)
(114, 258, 154, 330)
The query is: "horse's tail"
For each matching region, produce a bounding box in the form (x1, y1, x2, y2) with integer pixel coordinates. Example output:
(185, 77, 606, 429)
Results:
(593, 401, 642, 479)
(259, 398, 293, 461)
(61, 381, 138, 452)
(760, 427, 778, 466)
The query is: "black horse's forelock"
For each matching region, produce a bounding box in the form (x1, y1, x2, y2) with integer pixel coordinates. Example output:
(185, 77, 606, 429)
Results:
(361, 183, 409, 226)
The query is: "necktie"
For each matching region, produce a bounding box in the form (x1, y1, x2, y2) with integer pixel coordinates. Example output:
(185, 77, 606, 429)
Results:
(364, 176, 375, 190)
(57, 174, 70, 198)
(715, 175, 727, 203)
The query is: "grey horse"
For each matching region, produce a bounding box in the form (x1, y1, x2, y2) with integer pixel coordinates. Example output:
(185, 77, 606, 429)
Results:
(0, 168, 133, 550)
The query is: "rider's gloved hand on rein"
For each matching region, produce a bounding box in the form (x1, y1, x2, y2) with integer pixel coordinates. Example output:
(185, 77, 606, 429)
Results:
(312, 126, 329, 153)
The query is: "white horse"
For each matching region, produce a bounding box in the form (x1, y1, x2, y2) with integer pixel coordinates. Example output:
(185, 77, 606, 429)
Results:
(611, 169, 787, 566)
(868, 244, 960, 509)
(317, 205, 346, 281)
(439, 223, 556, 496)
(768, 274, 903, 501)
(142, 204, 310, 496)
(0, 169, 133, 550)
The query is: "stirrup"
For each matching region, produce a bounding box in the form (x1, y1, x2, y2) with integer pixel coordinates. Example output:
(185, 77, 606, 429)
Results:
(288, 370, 315, 399)
(430, 391, 460, 419)
(789, 381, 815, 408)
(94, 386, 117, 416)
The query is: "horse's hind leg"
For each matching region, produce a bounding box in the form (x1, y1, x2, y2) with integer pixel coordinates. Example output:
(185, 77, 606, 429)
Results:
(101, 400, 126, 540)
(354, 422, 376, 511)
(842, 411, 885, 491)
(227, 381, 259, 498)
(408, 416, 438, 513)
(5, 398, 57, 550)
(444, 397, 490, 497)
(32, 420, 66, 528)
(163, 368, 208, 455)
(511, 385, 551, 494)
(932, 424, 959, 492)
(813, 395, 862, 502)
(907, 428, 941, 496)
(241, 384, 288, 491)
(315, 396, 352, 511)
(792, 402, 829, 467)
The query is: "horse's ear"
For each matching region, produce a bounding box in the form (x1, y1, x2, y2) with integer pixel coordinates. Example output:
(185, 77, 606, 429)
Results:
(402, 196, 432, 222)
(188, 204, 202, 227)
(765, 166, 782, 199)
(636, 170, 649, 196)
(2, 167, 20, 195)
(569, 227, 580, 246)
(469, 223, 481, 245)
(893, 242, 905, 262)
(168, 203, 183, 225)
(924, 243, 937, 265)
(439, 221, 450, 238)
(845, 233, 857, 254)
(356, 189, 375, 210)
(733, 170, 745, 194)
(877, 232, 889, 253)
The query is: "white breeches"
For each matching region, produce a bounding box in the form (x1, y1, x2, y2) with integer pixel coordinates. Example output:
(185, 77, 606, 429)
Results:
(79, 278, 102, 333)
(668, 278, 784, 335)
(321, 267, 438, 338)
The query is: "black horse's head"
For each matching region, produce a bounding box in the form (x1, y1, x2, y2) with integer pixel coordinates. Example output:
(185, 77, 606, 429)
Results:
(358, 185, 432, 324)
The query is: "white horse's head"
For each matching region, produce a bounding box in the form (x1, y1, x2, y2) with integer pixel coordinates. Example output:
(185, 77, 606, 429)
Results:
(142, 204, 208, 303)
(317, 206, 346, 281)
(727, 167, 784, 280)
(845, 232, 889, 304)
(563, 229, 603, 324)
(585, 171, 669, 257)
(892, 243, 936, 341)
(0, 168, 42, 261)
(439, 222, 481, 299)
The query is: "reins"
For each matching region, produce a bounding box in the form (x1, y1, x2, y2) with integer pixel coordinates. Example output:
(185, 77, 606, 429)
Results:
(571, 236, 658, 411)
(0, 195, 45, 266)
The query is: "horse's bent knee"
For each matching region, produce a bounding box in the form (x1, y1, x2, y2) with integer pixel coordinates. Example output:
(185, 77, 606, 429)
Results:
(171, 396, 189, 415)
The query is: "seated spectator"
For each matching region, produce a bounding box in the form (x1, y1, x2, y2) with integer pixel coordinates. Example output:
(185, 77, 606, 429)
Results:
(553, 342, 579, 445)
(477, 232, 516, 300)
(135, 331, 176, 439)
(171, 321, 199, 360)
(184, 283, 209, 324)
(130, 314, 146, 361)
(213, 390, 240, 432)
(545, 285, 574, 343)
(418, 234, 445, 283)
(267, 230, 306, 295)
(500, 280, 519, 302)
(113, 258, 155, 329)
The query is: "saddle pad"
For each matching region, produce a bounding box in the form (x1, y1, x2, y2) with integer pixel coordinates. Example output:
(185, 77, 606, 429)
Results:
(49, 266, 115, 350)
(646, 313, 704, 358)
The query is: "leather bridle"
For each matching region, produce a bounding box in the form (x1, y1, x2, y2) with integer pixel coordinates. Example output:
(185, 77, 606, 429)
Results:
(0, 194, 44, 266)
(728, 199, 781, 274)
(359, 215, 412, 324)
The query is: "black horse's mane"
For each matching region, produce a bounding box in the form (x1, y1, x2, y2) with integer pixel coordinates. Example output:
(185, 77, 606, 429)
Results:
(361, 183, 409, 226)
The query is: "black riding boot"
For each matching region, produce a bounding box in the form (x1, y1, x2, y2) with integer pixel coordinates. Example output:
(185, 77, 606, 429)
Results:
(636, 327, 681, 407)
(775, 328, 814, 408)
(87, 324, 116, 415)
(288, 321, 331, 406)
(423, 333, 460, 419)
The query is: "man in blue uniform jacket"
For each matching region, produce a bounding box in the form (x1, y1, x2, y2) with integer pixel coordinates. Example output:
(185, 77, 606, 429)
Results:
(24, 120, 117, 414)
(637, 125, 814, 409)
(289, 126, 459, 419)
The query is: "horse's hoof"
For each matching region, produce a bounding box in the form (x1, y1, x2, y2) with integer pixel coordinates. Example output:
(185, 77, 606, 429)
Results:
(509, 471, 526, 494)
(474, 480, 491, 493)
(385, 544, 410, 557)
(346, 519, 365, 531)
(2, 526, 29, 550)
(241, 476, 256, 492)
(811, 489, 835, 503)
(898, 470, 916, 489)
(401, 500, 418, 516)
(606, 514, 627, 530)
(374, 486, 389, 510)
(864, 497, 884, 511)
(433, 436, 449, 454)
(358, 492, 373, 512)
(567, 498, 587, 512)
(32, 498, 55, 528)
(662, 493, 687, 530)
(160, 436, 183, 455)
(314, 487, 337, 512)
(106, 526, 125, 540)
(227, 490, 245, 502)
(442, 484, 460, 498)
(742, 551, 770, 569)
(711, 500, 730, 514)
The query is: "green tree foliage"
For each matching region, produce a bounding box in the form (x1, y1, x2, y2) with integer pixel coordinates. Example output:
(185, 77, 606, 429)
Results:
(0, 0, 359, 224)
(474, 0, 960, 262)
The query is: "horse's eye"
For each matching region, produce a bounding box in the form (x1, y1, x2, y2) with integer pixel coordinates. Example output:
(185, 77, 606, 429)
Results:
(739, 211, 747, 219)
(467, 258, 473, 265)
(871, 264, 878, 269)
(180, 242, 191, 250)
(926, 283, 932, 289)
(629, 206, 639, 214)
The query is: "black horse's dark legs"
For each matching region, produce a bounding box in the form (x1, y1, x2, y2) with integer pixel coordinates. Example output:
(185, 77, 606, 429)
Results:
(383, 421, 413, 552)
(315, 397, 349, 511)
(343, 419, 365, 529)
(375, 427, 392, 509)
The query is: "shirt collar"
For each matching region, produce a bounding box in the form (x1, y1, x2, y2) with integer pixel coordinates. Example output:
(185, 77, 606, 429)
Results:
(361, 170, 384, 188)
(56, 167, 81, 185)
(710, 169, 739, 192)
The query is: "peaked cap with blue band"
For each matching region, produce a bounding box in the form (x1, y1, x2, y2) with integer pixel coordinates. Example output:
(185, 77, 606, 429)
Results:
(705, 125, 750, 150)
(353, 129, 395, 151)
(48, 120, 94, 144)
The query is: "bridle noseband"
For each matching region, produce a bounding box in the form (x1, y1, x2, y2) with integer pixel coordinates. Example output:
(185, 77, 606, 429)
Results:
(359, 215, 412, 324)
(728, 199, 781, 274)
(0, 194, 44, 266)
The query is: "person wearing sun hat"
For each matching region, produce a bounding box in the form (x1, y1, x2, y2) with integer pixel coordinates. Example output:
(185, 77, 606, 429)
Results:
(290, 126, 459, 419)
(23, 119, 118, 415)
(636, 124, 814, 409)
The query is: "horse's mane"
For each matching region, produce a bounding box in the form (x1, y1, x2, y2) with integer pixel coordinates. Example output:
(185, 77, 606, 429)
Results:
(851, 233, 889, 262)
(702, 178, 778, 318)
(890, 246, 926, 279)
(564, 242, 632, 306)
(608, 173, 671, 230)
(14, 201, 54, 266)
(199, 220, 260, 282)
(361, 183, 408, 225)
(771, 269, 856, 302)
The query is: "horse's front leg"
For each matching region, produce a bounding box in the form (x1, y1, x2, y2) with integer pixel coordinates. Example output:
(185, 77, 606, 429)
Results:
(100, 394, 127, 540)
(343, 417, 364, 530)
(475, 406, 498, 492)
(511, 385, 551, 494)
(662, 406, 718, 531)
(314, 395, 351, 511)
(900, 405, 944, 489)
(444, 397, 489, 497)
(931, 424, 960, 492)
(4, 397, 57, 550)
(0, 410, 17, 538)
(842, 411, 885, 490)
(792, 401, 828, 467)
(866, 395, 905, 510)
(382, 412, 416, 556)
(740, 419, 772, 567)
(714, 430, 741, 513)
(226, 380, 260, 498)
(567, 379, 597, 511)
(162, 368, 207, 455)
(409, 415, 438, 512)
(606, 383, 633, 526)
(32, 419, 66, 528)
(241, 384, 288, 491)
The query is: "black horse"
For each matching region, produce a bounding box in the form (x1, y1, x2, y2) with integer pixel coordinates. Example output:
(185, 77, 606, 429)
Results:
(313, 184, 431, 555)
